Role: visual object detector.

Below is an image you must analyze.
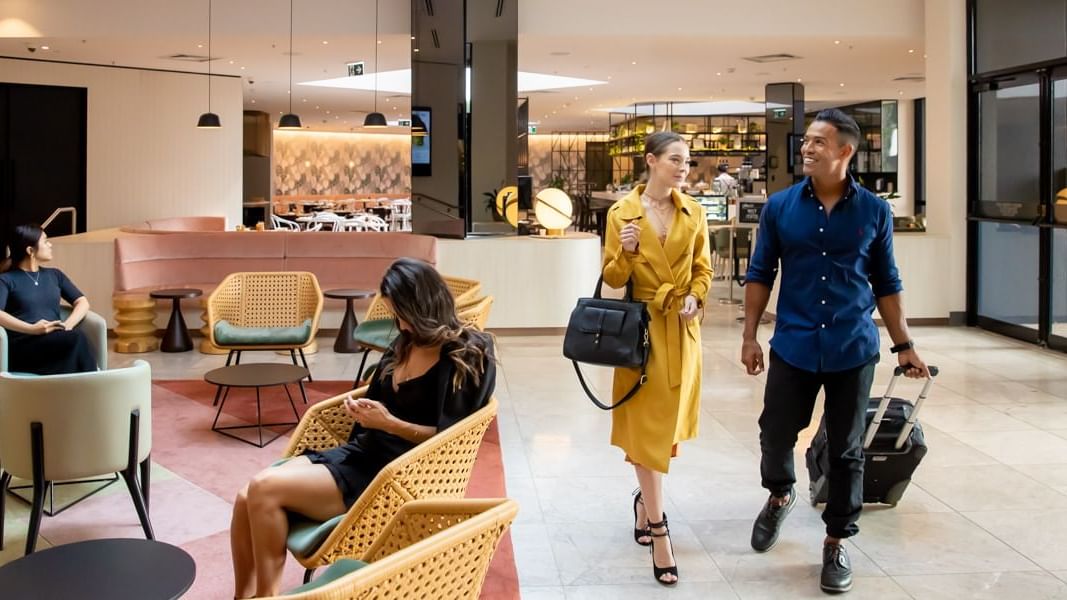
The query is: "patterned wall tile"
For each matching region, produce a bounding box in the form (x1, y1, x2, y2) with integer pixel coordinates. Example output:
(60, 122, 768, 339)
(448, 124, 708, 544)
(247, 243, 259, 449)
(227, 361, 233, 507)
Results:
(273, 131, 411, 195)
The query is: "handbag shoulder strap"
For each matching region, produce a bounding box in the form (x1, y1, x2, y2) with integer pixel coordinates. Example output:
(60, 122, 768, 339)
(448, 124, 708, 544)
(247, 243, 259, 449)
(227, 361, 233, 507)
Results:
(572, 360, 646, 410)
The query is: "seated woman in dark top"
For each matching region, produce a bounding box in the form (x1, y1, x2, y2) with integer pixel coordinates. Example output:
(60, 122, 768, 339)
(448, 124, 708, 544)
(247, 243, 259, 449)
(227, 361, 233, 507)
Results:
(0, 224, 96, 374)
(230, 257, 496, 599)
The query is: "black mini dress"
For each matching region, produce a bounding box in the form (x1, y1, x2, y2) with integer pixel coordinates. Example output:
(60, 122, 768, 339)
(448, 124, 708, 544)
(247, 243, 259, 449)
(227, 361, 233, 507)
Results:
(303, 342, 495, 508)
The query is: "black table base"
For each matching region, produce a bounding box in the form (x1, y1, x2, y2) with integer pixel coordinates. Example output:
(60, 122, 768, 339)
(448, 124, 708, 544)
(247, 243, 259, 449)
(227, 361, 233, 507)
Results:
(211, 382, 307, 448)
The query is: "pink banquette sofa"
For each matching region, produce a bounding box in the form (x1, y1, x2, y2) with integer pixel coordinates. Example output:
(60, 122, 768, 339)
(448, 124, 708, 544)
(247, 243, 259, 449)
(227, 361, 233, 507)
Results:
(111, 231, 437, 352)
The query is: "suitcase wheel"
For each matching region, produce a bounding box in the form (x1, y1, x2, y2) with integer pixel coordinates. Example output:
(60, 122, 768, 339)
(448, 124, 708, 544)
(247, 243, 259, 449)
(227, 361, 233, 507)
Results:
(884, 480, 910, 507)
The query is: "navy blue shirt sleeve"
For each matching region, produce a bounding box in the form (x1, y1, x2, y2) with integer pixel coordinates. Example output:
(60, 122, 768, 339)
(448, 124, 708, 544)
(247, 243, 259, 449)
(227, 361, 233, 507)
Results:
(53, 269, 85, 305)
(868, 203, 903, 298)
(0, 275, 11, 312)
(745, 197, 781, 288)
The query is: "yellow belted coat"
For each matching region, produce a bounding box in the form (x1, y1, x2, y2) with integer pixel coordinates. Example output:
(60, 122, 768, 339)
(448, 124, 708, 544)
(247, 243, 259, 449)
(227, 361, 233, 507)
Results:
(602, 185, 713, 473)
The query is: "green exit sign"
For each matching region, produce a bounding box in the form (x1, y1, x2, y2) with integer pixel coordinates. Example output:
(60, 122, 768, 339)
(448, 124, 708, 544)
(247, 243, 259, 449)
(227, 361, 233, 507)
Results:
(528, 125, 537, 134)
(772, 108, 787, 118)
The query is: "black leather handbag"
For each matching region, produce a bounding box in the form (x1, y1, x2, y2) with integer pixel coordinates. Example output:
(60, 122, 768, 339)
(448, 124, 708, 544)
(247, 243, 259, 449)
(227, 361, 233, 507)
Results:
(563, 276, 650, 410)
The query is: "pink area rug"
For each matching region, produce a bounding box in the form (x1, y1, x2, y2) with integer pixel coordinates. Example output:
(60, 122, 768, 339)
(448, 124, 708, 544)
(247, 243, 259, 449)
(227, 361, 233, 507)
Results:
(6, 379, 518, 600)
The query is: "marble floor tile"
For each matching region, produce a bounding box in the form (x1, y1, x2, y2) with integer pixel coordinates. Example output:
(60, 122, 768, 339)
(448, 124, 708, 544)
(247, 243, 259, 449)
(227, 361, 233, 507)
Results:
(511, 523, 563, 587)
(729, 576, 912, 600)
(523, 440, 633, 479)
(912, 464, 1067, 511)
(893, 571, 1067, 600)
(562, 582, 739, 599)
(915, 428, 1000, 468)
(1055, 571, 1067, 584)
(689, 519, 884, 583)
(506, 477, 545, 525)
(667, 473, 774, 522)
(950, 430, 1067, 465)
(546, 520, 723, 586)
(859, 483, 955, 515)
(1013, 463, 1067, 495)
(917, 405, 1035, 433)
(532, 476, 680, 525)
(995, 403, 1067, 430)
(964, 509, 1067, 571)
(520, 586, 568, 600)
(848, 512, 1038, 575)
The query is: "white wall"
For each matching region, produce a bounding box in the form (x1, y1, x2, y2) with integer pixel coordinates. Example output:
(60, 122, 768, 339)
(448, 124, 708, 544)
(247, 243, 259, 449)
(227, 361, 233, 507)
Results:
(0, 58, 242, 230)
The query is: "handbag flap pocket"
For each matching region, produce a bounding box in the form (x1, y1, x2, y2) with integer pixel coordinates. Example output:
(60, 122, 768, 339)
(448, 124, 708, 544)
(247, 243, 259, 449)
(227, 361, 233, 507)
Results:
(576, 306, 626, 335)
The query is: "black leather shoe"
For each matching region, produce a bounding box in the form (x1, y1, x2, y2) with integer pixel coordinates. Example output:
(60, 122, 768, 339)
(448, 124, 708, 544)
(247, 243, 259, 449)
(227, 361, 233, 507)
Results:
(820, 543, 853, 594)
(750, 487, 796, 552)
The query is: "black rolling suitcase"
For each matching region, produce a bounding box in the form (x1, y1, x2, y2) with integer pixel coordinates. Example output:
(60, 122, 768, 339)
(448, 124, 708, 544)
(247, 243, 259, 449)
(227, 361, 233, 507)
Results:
(806, 365, 939, 507)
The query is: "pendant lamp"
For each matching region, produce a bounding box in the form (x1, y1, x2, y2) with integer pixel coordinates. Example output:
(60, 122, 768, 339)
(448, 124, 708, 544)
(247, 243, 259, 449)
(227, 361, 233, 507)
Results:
(363, 0, 387, 128)
(196, 0, 221, 128)
(278, 0, 302, 129)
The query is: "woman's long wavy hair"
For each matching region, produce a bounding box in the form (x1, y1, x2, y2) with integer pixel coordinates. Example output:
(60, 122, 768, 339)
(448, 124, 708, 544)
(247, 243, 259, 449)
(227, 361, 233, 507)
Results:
(2, 224, 44, 272)
(379, 258, 492, 390)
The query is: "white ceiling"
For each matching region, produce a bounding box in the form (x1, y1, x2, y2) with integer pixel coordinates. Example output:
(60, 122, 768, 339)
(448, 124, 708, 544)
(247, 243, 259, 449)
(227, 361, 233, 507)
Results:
(0, 0, 927, 133)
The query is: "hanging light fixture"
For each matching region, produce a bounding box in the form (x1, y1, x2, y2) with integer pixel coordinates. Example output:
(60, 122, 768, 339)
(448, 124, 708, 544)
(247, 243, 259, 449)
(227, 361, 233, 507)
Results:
(196, 0, 221, 128)
(363, 0, 387, 128)
(278, 0, 302, 129)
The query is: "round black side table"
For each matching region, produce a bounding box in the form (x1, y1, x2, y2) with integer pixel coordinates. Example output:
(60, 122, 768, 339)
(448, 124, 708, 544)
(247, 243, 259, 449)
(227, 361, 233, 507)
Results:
(0, 538, 196, 599)
(323, 288, 375, 353)
(150, 288, 203, 352)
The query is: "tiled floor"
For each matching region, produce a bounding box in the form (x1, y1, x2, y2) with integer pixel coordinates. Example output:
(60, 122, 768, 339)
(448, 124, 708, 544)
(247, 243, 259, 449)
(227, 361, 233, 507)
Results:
(9, 286, 1067, 599)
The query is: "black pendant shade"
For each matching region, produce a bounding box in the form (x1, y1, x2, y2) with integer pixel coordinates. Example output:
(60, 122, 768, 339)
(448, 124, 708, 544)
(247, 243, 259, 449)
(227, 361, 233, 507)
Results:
(197, 112, 221, 128)
(278, 0, 301, 129)
(363, 111, 388, 127)
(279, 113, 303, 129)
(197, 0, 220, 128)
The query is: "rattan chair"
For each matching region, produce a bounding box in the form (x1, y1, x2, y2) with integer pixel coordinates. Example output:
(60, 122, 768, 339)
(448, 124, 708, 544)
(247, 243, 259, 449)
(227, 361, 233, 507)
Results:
(206, 272, 323, 380)
(281, 391, 499, 582)
(457, 296, 494, 331)
(350, 275, 483, 385)
(264, 498, 517, 600)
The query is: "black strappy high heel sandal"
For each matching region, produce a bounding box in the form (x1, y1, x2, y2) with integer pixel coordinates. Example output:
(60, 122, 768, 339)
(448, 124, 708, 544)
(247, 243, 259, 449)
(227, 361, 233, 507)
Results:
(648, 515, 678, 586)
(632, 489, 652, 546)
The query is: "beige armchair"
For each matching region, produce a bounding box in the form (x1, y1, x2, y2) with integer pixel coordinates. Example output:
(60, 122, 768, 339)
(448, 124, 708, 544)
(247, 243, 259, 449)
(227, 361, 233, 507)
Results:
(264, 498, 518, 600)
(0, 361, 154, 554)
(206, 272, 323, 380)
(0, 308, 107, 373)
(282, 390, 499, 582)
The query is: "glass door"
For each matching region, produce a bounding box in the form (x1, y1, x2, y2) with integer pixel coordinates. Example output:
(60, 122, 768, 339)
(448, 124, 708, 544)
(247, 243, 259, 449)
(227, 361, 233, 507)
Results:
(973, 76, 1042, 341)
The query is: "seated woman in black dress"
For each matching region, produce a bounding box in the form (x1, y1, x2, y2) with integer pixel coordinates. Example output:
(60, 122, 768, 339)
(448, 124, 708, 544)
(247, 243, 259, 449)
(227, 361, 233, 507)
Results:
(230, 257, 496, 599)
(0, 224, 96, 374)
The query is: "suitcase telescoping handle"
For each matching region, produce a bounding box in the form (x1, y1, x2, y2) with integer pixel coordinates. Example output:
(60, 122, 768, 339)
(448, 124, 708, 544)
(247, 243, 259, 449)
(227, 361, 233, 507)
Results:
(862, 364, 939, 451)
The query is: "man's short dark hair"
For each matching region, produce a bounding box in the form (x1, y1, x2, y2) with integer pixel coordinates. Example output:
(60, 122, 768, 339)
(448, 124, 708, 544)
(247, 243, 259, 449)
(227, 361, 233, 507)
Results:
(813, 108, 861, 151)
(717, 163, 729, 173)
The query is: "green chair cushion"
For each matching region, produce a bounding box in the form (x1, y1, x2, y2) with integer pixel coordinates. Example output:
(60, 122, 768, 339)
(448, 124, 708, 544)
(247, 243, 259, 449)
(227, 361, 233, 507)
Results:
(352, 318, 399, 350)
(284, 558, 368, 595)
(286, 513, 345, 558)
(214, 319, 312, 345)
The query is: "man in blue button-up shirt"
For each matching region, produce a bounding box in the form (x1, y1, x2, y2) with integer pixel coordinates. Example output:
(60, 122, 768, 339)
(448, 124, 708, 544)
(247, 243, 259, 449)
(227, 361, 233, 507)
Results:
(741, 109, 929, 594)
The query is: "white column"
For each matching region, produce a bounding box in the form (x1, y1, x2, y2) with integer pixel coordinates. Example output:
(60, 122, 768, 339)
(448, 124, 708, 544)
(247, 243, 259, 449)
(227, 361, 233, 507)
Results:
(924, 0, 969, 315)
(896, 99, 914, 217)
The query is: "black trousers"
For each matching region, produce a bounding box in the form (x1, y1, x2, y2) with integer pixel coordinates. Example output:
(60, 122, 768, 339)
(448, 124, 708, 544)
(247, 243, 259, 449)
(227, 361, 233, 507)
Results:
(758, 349, 877, 539)
(8, 329, 97, 375)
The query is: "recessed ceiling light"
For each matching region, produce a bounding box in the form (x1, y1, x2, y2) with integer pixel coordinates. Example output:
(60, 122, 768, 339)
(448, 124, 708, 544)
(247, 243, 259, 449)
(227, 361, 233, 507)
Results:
(229, 60, 234, 64)
(677, 87, 682, 91)
(839, 82, 845, 87)
(908, 49, 914, 53)
(197, 44, 203, 48)
(631, 61, 637, 65)
(377, 39, 382, 44)
(322, 40, 329, 45)
(250, 99, 256, 104)
(40, 45, 49, 50)
(302, 98, 307, 102)
(716, 72, 721, 76)
(410, 35, 415, 40)
(797, 78, 803, 82)
(240, 66, 245, 70)
(899, 91, 904, 95)
(414, 48, 419, 52)
(834, 40, 840, 45)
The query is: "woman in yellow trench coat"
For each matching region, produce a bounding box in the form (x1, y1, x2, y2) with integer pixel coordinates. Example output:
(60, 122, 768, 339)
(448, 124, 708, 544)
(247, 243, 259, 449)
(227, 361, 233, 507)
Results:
(602, 131, 713, 585)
